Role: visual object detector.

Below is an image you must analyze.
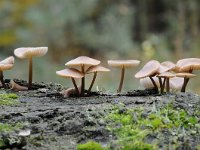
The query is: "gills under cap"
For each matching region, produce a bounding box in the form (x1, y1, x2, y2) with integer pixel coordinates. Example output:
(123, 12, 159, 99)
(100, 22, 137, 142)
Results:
(56, 68, 84, 79)
(14, 47, 48, 59)
(65, 56, 100, 67)
(108, 60, 140, 68)
(86, 65, 110, 74)
(176, 58, 200, 72)
(0, 56, 14, 71)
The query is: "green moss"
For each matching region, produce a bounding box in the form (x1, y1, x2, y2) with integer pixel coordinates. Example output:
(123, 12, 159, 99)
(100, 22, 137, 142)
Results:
(0, 123, 23, 132)
(122, 141, 155, 150)
(0, 93, 19, 106)
(77, 141, 109, 150)
(0, 138, 6, 148)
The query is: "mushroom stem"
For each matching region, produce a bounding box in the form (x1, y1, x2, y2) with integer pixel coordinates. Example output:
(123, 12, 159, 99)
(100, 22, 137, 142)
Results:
(117, 66, 125, 93)
(28, 57, 33, 90)
(166, 78, 170, 92)
(158, 77, 163, 93)
(88, 72, 97, 93)
(0, 71, 6, 88)
(71, 78, 80, 96)
(149, 76, 158, 91)
(181, 78, 189, 92)
(81, 65, 85, 96)
(161, 78, 166, 93)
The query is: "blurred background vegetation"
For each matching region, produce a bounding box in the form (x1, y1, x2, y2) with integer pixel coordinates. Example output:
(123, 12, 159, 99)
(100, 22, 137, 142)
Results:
(0, 0, 200, 93)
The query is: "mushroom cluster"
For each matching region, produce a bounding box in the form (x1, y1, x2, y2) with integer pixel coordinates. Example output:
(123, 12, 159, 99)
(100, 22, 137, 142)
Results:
(136, 58, 200, 93)
(56, 56, 110, 97)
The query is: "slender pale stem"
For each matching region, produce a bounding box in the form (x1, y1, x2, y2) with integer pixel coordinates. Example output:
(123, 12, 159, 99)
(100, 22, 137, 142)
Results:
(28, 57, 33, 90)
(71, 78, 79, 95)
(0, 71, 6, 88)
(161, 78, 166, 93)
(149, 76, 158, 91)
(81, 65, 85, 96)
(166, 78, 170, 92)
(181, 78, 189, 92)
(88, 72, 97, 93)
(117, 66, 125, 93)
(158, 77, 164, 93)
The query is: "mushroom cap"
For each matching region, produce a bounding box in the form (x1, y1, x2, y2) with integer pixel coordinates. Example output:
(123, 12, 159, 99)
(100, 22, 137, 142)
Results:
(86, 65, 110, 74)
(14, 47, 48, 59)
(135, 60, 160, 79)
(176, 72, 196, 78)
(158, 64, 171, 74)
(161, 61, 176, 71)
(140, 77, 160, 89)
(56, 68, 84, 79)
(0, 56, 14, 71)
(108, 60, 140, 68)
(65, 56, 100, 67)
(157, 72, 175, 78)
(176, 58, 200, 72)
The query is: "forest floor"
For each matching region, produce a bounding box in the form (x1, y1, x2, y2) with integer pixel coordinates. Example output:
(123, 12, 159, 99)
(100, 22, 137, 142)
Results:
(0, 80, 200, 150)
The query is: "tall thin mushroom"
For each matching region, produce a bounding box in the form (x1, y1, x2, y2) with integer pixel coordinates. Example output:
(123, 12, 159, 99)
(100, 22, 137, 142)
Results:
(56, 68, 84, 96)
(14, 47, 48, 90)
(86, 65, 110, 93)
(65, 56, 100, 96)
(0, 56, 14, 88)
(108, 60, 140, 93)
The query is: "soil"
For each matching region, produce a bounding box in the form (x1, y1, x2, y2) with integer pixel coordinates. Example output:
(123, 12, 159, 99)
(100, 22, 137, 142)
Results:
(0, 79, 200, 150)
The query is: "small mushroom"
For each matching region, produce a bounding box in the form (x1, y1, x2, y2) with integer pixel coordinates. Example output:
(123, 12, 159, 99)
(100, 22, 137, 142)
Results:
(0, 56, 14, 88)
(9, 80, 28, 91)
(56, 68, 84, 96)
(176, 72, 196, 92)
(161, 61, 176, 72)
(135, 60, 160, 91)
(157, 72, 175, 93)
(176, 58, 200, 73)
(86, 65, 110, 93)
(14, 47, 48, 89)
(108, 60, 140, 93)
(65, 56, 100, 96)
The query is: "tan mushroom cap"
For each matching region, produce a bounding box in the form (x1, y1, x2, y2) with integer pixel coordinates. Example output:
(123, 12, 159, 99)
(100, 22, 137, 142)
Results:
(161, 61, 176, 71)
(135, 60, 160, 79)
(176, 72, 196, 78)
(56, 68, 84, 79)
(65, 56, 100, 67)
(158, 64, 171, 74)
(14, 47, 48, 59)
(157, 72, 175, 78)
(176, 58, 200, 72)
(86, 65, 110, 74)
(140, 77, 160, 89)
(108, 60, 140, 68)
(0, 56, 14, 71)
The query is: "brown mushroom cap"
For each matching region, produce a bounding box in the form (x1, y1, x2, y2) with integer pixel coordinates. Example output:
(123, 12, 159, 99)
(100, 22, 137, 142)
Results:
(14, 47, 48, 59)
(108, 60, 140, 68)
(56, 68, 84, 79)
(161, 61, 176, 71)
(86, 65, 110, 74)
(176, 58, 200, 72)
(135, 60, 160, 78)
(157, 72, 175, 78)
(176, 72, 196, 78)
(0, 56, 14, 71)
(65, 56, 100, 67)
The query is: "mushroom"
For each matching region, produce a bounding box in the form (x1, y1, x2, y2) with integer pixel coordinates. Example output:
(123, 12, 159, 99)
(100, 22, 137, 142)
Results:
(0, 56, 14, 88)
(9, 80, 28, 91)
(140, 77, 160, 89)
(157, 72, 175, 93)
(65, 56, 100, 96)
(86, 65, 110, 93)
(14, 47, 48, 89)
(161, 61, 176, 72)
(176, 58, 200, 73)
(135, 60, 160, 91)
(176, 72, 196, 92)
(56, 68, 84, 96)
(108, 60, 140, 93)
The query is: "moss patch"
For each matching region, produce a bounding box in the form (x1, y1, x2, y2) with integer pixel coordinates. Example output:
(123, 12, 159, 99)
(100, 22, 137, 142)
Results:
(77, 141, 109, 150)
(0, 93, 19, 106)
(0, 122, 23, 132)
